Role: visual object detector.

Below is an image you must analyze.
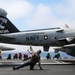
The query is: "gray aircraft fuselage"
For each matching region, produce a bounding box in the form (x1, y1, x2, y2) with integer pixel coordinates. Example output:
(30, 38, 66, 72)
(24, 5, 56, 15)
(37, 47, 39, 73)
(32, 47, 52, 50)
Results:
(0, 28, 75, 51)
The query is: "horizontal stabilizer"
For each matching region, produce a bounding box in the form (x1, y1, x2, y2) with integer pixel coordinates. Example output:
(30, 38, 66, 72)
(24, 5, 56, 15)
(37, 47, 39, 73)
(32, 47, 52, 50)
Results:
(1, 47, 15, 51)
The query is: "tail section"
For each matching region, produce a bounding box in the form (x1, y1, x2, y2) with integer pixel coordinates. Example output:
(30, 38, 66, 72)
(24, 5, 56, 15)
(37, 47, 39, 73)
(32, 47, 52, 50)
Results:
(0, 8, 20, 34)
(0, 16, 20, 34)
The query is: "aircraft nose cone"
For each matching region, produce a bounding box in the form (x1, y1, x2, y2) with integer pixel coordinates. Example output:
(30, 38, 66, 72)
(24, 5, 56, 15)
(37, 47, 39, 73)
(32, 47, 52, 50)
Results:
(0, 8, 7, 17)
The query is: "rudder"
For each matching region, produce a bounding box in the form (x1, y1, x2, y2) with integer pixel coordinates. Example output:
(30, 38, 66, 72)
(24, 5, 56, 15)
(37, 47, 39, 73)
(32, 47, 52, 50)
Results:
(0, 16, 20, 34)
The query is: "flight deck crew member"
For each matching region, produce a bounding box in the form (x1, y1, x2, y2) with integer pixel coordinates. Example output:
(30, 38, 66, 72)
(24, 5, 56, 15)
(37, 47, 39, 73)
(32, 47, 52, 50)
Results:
(13, 46, 43, 70)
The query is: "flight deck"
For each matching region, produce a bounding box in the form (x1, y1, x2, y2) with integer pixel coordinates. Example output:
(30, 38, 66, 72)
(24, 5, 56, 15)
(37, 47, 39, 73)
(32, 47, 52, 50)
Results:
(0, 58, 75, 66)
(0, 59, 75, 75)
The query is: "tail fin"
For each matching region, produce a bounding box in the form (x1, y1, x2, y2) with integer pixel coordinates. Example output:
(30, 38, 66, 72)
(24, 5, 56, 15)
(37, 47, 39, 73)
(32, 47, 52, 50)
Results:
(64, 24, 69, 28)
(0, 16, 20, 34)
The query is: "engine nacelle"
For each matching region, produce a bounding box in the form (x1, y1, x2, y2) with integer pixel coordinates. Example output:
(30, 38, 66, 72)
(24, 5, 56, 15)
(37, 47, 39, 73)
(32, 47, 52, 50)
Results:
(54, 47, 75, 57)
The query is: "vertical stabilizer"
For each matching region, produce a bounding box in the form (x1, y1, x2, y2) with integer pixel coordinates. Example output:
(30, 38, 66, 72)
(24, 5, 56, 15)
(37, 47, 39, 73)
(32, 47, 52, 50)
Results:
(0, 8, 20, 34)
(64, 24, 69, 28)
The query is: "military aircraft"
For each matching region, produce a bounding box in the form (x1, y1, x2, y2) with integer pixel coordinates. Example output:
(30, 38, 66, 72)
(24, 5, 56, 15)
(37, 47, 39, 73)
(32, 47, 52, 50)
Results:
(0, 8, 75, 56)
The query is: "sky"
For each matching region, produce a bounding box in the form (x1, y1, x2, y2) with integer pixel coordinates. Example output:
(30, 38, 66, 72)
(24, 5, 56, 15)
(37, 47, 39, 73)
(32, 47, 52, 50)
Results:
(0, 0, 75, 53)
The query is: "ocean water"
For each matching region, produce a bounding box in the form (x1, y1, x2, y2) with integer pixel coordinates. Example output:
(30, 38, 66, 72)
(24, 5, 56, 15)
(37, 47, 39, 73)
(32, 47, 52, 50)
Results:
(1, 51, 74, 59)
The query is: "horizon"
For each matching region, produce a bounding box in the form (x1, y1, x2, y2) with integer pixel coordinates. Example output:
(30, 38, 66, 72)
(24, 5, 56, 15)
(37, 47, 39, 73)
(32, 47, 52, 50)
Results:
(1, 51, 74, 59)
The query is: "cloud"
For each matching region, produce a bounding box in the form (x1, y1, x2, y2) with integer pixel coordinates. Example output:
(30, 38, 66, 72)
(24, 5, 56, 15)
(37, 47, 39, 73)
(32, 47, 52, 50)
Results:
(54, 0, 75, 17)
(24, 0, 75, 30)
(0, 0, 33, 20)
(53, 0, 75, 28)
(25, 3, 54, 29)
(0, 0, 75, 29)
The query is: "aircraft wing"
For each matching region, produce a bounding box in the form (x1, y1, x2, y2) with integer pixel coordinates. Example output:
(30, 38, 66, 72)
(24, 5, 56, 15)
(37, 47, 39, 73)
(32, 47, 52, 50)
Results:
(63, 44, 75, 48)
(56, 29, 75, 43)
(58, 37, 75, 43)
(54, 44, 75, 57)
(0, 46, 15, 51)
